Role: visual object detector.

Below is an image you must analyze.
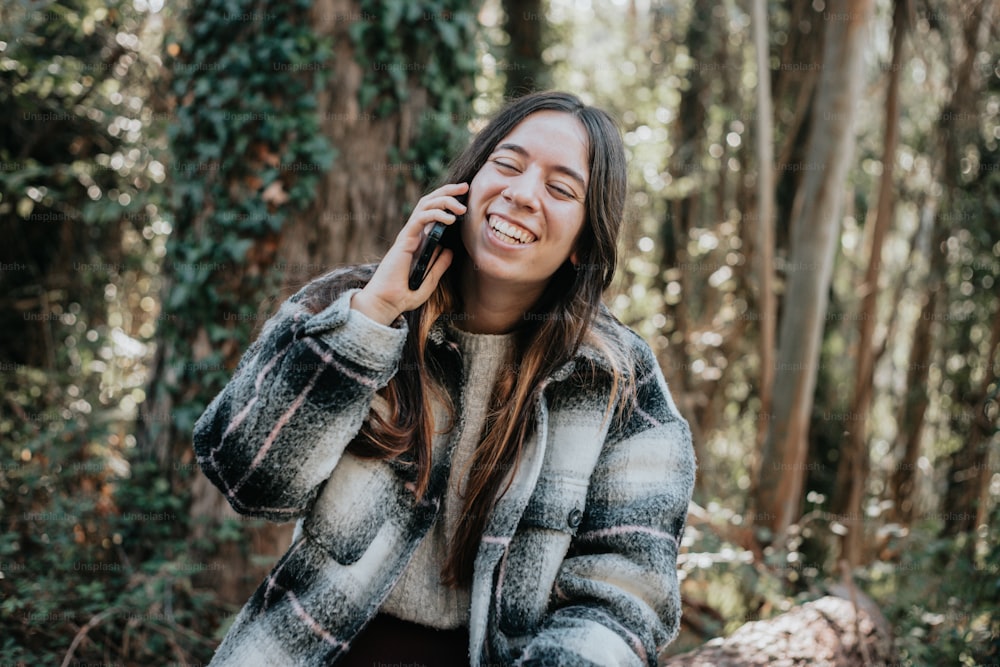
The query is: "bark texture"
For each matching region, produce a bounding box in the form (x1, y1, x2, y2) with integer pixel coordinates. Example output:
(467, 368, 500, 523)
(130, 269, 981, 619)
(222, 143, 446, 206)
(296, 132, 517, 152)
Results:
(276, 0, 430, 289)
(501, 0, 549, 97)
(664, 594, 896, 666)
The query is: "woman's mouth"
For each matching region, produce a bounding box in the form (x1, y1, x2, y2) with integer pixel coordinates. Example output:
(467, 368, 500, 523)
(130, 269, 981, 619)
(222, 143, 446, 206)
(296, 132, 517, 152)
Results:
(488, 215, 537, 245)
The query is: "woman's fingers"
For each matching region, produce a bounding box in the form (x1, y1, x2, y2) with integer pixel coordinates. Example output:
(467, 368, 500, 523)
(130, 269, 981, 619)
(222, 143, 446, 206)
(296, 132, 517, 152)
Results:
(411, 207, 458, 231)
(432, 181, 470, 197)
(417, 183, 469, 215)
(406, 196, 466, 230)
(420, 195, 467, 215)
(398, 186, 468, 242)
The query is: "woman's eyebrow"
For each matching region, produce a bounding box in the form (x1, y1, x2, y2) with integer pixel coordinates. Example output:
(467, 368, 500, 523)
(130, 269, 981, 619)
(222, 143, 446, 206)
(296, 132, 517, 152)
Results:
(495, 142, 587, 190)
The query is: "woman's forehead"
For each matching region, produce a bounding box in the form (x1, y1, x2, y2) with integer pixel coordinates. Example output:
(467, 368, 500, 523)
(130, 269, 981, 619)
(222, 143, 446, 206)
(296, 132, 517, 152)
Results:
(494, 111, 590, 179)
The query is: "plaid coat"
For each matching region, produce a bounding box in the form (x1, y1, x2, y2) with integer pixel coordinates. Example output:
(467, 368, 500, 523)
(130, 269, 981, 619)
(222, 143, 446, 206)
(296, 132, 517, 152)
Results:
(193, 270, 695, 666)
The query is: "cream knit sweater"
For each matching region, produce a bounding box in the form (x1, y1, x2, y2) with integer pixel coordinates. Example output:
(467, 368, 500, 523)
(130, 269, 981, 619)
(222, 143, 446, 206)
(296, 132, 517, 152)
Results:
(381, 325, 514, 629)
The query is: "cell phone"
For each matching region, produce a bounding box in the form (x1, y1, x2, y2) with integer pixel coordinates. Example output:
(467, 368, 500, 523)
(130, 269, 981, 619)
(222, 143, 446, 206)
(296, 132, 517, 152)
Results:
(408, 221, 447, 290)
(407, 192, 465, 290)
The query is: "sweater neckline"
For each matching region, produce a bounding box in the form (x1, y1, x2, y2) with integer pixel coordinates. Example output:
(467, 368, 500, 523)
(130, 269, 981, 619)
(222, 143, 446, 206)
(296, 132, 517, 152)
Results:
(445, 321, 516, 355)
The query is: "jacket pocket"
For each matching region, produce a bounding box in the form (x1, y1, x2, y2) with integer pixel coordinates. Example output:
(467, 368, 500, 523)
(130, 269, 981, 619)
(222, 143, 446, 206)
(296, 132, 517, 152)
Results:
(518, 474, 589, 536)
(499, 475, 590, 636)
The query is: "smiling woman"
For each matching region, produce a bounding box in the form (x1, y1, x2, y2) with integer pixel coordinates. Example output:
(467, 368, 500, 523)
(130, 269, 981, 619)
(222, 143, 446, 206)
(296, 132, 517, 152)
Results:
(192, 91, 695, 666)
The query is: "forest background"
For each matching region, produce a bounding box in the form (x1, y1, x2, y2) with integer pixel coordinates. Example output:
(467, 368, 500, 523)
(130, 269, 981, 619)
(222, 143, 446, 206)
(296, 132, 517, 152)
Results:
(1, 0, 998, 665)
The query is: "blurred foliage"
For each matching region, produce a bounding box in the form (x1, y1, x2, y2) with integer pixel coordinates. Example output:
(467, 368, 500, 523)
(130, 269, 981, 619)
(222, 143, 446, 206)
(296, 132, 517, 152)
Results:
(0, 433, 227, 664)
(862, 508, 1000, 666)
(0, 0, 167, 367)
(352, 0, 481, 182)
(0, 1, 232, 660)
(535, 0, 999, 663)
(677, 503, 1000, 664)
(159, 0, 336, 438)
(1, 0, 998, 664)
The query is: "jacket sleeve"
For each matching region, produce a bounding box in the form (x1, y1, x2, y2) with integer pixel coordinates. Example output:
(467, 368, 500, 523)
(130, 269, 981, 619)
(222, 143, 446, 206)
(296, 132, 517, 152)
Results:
(192, 286, 408, 521)
(517, 339, 696, 667)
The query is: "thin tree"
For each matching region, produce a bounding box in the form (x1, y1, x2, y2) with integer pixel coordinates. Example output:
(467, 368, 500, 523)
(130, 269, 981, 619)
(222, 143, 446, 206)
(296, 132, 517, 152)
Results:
(658, 0, 712, 454)
(755, 0, 874, 540)
(835, 0, 909, 567)
(750, 0, 775, 451)
(888, 207, 938, 525)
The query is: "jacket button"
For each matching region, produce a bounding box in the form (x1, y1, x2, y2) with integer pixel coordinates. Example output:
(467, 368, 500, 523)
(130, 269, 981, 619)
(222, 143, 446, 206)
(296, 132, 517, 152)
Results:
(567, 509, 583, 529)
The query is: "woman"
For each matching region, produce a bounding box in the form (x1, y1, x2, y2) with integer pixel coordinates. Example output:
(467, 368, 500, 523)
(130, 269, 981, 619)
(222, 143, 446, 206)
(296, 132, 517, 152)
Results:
(193, 91, 695, 666)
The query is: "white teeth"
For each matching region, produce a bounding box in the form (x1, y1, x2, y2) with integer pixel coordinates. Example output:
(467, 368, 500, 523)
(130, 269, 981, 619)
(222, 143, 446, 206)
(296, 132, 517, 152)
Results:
(488, 216, 536, 244)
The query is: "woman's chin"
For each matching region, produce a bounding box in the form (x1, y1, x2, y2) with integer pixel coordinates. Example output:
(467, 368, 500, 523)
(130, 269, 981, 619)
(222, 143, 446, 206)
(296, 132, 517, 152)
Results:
(469, 260, 520, 284)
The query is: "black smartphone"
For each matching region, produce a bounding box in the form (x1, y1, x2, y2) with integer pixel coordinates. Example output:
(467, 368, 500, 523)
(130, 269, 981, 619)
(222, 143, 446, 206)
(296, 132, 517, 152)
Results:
(408, 221, 447, 291)
(407, 194, 465, 290)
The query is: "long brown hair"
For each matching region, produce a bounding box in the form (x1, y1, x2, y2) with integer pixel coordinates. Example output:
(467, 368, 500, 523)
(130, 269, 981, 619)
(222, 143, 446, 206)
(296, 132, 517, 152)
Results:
(299, 91, 635, 586)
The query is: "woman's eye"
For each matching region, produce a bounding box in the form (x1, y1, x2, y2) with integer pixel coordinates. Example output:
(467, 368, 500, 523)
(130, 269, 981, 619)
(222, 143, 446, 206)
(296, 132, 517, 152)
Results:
(549, 184, 575, 199)
(493, 160, 518, 172)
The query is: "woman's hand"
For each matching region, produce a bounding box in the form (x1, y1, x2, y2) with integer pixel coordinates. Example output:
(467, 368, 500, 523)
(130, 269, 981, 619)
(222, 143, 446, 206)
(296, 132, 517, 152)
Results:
(351, 182, 468, 325)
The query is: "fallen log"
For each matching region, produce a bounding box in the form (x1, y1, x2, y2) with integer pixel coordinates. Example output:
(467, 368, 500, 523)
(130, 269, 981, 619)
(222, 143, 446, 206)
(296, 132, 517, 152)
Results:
(663, 592, 896, 666)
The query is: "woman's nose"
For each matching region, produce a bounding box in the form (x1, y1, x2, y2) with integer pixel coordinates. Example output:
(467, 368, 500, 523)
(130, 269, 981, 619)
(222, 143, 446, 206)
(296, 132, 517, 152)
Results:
(502, 171, 541, 210)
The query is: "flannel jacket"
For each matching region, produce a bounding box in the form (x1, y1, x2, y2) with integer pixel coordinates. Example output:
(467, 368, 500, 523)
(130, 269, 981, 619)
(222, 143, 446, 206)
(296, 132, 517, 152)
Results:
(193, 267, 696, 666)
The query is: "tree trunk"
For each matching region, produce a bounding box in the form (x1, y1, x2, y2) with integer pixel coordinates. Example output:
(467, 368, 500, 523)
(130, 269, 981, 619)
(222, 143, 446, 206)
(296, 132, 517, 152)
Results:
(663, 594, 896, 666)
(501, 0, 549, 97)
(142, 0, 479, 605)
(746, 0, 825, 511)
(888, 207, 939, 525)
(834, 0, 907, 567)
(750, 0, 775, 450)
(277, 0, 433, 289)
(755, 0, 873, 540)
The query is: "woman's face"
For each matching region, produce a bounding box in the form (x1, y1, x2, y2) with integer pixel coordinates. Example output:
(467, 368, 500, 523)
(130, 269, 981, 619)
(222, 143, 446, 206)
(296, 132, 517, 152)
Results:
(461, 110, 589, 292)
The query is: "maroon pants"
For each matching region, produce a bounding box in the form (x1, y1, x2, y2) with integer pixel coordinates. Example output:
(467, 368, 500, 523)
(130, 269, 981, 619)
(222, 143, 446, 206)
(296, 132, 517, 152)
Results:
(337, 614, 470, 667)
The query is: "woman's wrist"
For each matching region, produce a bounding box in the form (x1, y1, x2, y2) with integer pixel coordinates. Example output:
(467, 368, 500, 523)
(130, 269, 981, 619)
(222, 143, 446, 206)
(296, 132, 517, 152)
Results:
(350, 288, 402, 326)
